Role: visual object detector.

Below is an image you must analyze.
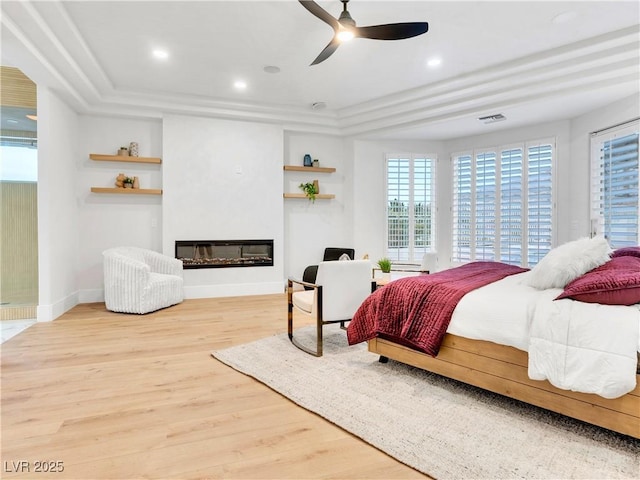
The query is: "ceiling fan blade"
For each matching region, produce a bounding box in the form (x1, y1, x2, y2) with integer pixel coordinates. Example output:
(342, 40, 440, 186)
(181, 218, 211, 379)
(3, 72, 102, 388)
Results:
(310, 37, 341, 65)
(356, 22, 429, 40)
(298, 0, 340, 31)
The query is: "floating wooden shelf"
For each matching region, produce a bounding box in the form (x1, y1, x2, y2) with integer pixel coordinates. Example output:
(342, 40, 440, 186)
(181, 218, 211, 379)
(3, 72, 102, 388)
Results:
(91, 187, 163, 195)
(283, 165, 335, 173)
(283, 193, 335, 199)
(90, 154, 162, 164)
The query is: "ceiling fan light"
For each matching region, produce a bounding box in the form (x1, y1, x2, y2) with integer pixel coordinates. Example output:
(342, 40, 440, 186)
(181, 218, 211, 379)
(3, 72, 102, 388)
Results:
(337, 29, 355, 42)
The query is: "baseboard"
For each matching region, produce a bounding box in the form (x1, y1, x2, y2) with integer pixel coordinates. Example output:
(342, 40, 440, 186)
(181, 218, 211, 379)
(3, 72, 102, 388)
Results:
(37, 291, 79, 322)
(77, 283, 282, 304)
(184, 281, 283, 299)
(79, 289, 104, 304)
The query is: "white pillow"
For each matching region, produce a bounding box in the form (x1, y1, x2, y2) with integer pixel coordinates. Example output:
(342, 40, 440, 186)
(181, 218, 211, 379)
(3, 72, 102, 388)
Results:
(338, 253, 352, 261)
(526, 236, 612, 290)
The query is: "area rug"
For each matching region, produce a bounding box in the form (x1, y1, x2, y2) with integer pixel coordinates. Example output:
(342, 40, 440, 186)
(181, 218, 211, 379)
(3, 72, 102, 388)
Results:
(211, 325, 639, 479)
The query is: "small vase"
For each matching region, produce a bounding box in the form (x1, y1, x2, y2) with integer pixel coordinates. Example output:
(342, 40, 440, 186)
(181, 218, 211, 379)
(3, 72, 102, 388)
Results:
(303, 154, 312, 167)
(312, 159, 319, 168)
(118, 148, 129, 157)
(124, 183, 133, 189)
(129, 142, 139, 157)
(133, 176, 140, 189)
(313, 179, 319, 194)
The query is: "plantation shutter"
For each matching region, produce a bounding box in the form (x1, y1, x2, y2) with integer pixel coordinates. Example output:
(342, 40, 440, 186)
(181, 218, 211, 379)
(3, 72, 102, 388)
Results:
(527, 142, 554, 266)
(386, 154, 436, 262)
(590, 122, 640, 247)
(452, 154, 473, 262)
(387, 157, 410, 262)
(452, 139, 554, 267)
(474, 151, 497, 260)
(499, 148, 523, 264)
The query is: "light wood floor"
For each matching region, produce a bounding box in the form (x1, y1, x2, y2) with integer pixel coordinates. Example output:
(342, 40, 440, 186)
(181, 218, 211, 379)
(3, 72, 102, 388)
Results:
(1, 295, 428, 479)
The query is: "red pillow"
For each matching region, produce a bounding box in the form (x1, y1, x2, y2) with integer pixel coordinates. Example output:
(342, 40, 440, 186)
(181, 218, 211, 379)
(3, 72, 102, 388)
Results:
(555, 256, 640, 305)
(611, 246, 640, 259)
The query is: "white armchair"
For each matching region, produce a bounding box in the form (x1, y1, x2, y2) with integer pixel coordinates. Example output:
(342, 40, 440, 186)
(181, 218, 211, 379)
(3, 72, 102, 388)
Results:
(287, 259, 375, 356)
(103, 246, 184, 314)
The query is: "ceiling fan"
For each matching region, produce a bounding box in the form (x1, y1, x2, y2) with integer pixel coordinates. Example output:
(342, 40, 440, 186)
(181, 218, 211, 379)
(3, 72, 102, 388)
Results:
(299, 0, 429, 65)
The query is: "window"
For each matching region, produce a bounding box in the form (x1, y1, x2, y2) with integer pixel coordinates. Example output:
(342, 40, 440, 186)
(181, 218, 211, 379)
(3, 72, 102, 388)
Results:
(386, 154, 436, 263)
(590, 121, 639, 248)
(452, 140, 554, 267)
(0, 145, 38, 182)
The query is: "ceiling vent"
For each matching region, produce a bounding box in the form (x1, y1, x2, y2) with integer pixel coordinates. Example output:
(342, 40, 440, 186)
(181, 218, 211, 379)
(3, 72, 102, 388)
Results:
(478, 113, 506, 124)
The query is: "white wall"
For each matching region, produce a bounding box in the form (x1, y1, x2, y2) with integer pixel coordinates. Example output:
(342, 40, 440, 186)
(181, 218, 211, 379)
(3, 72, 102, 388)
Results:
(36, 93, 640, 313)
(163, 114, 284, 297)
(37, 88, 81, 321)
(284, 132, 352, 280)
(77, 115, 163, 303)
(569, 93, 640, 237)
(352, 138, 446, 268)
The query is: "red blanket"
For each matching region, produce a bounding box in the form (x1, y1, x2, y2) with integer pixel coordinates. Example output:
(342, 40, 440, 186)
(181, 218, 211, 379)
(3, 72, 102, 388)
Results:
(347, 261, 528, 356)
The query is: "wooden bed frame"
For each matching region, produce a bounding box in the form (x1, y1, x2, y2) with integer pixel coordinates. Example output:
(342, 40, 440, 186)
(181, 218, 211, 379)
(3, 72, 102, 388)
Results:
(368, 334, 640, 439)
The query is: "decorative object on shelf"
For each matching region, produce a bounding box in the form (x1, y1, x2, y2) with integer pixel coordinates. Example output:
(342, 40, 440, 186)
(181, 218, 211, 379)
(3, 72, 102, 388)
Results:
(313, 179, 319, 194)
(377, 257, 392, 282)
(115, 173, 126, 188)
(118, 147, 129, 156)
(313, 159, 319, 168)
(129, 142, 139, 157)
(303, 154, 312, 167)
(123, 177, 134, 188)
(299, 181, 318, 202)
(133, 176, 140, 189)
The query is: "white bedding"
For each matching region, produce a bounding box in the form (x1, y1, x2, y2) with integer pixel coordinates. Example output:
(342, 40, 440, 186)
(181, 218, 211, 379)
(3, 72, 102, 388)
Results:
(448, 272, 539, 351)
(528, 290, 639, 399)
(447, 271, 640, 398)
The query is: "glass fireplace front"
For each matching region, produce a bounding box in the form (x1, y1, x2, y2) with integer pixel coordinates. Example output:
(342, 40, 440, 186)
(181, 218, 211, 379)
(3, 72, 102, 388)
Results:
(175, 240, 274, 269)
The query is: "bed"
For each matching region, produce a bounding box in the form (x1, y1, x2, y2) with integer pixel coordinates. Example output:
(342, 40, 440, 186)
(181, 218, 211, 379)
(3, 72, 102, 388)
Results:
(347, 240, 640, 439)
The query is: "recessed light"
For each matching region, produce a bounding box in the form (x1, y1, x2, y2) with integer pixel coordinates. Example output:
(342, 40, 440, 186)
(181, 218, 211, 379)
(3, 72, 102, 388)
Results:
(263, 65, 281, 74)
(152, 49, 169, 60)
(234, 80, 247, 90)
(427, 58, 442, 68)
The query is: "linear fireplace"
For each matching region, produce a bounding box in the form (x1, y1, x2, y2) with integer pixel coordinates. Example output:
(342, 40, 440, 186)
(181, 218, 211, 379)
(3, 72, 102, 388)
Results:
(175, 240, 274, 269)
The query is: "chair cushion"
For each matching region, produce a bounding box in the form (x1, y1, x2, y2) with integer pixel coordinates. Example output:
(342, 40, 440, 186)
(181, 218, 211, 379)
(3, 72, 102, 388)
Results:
(292, 290, 314, 314)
